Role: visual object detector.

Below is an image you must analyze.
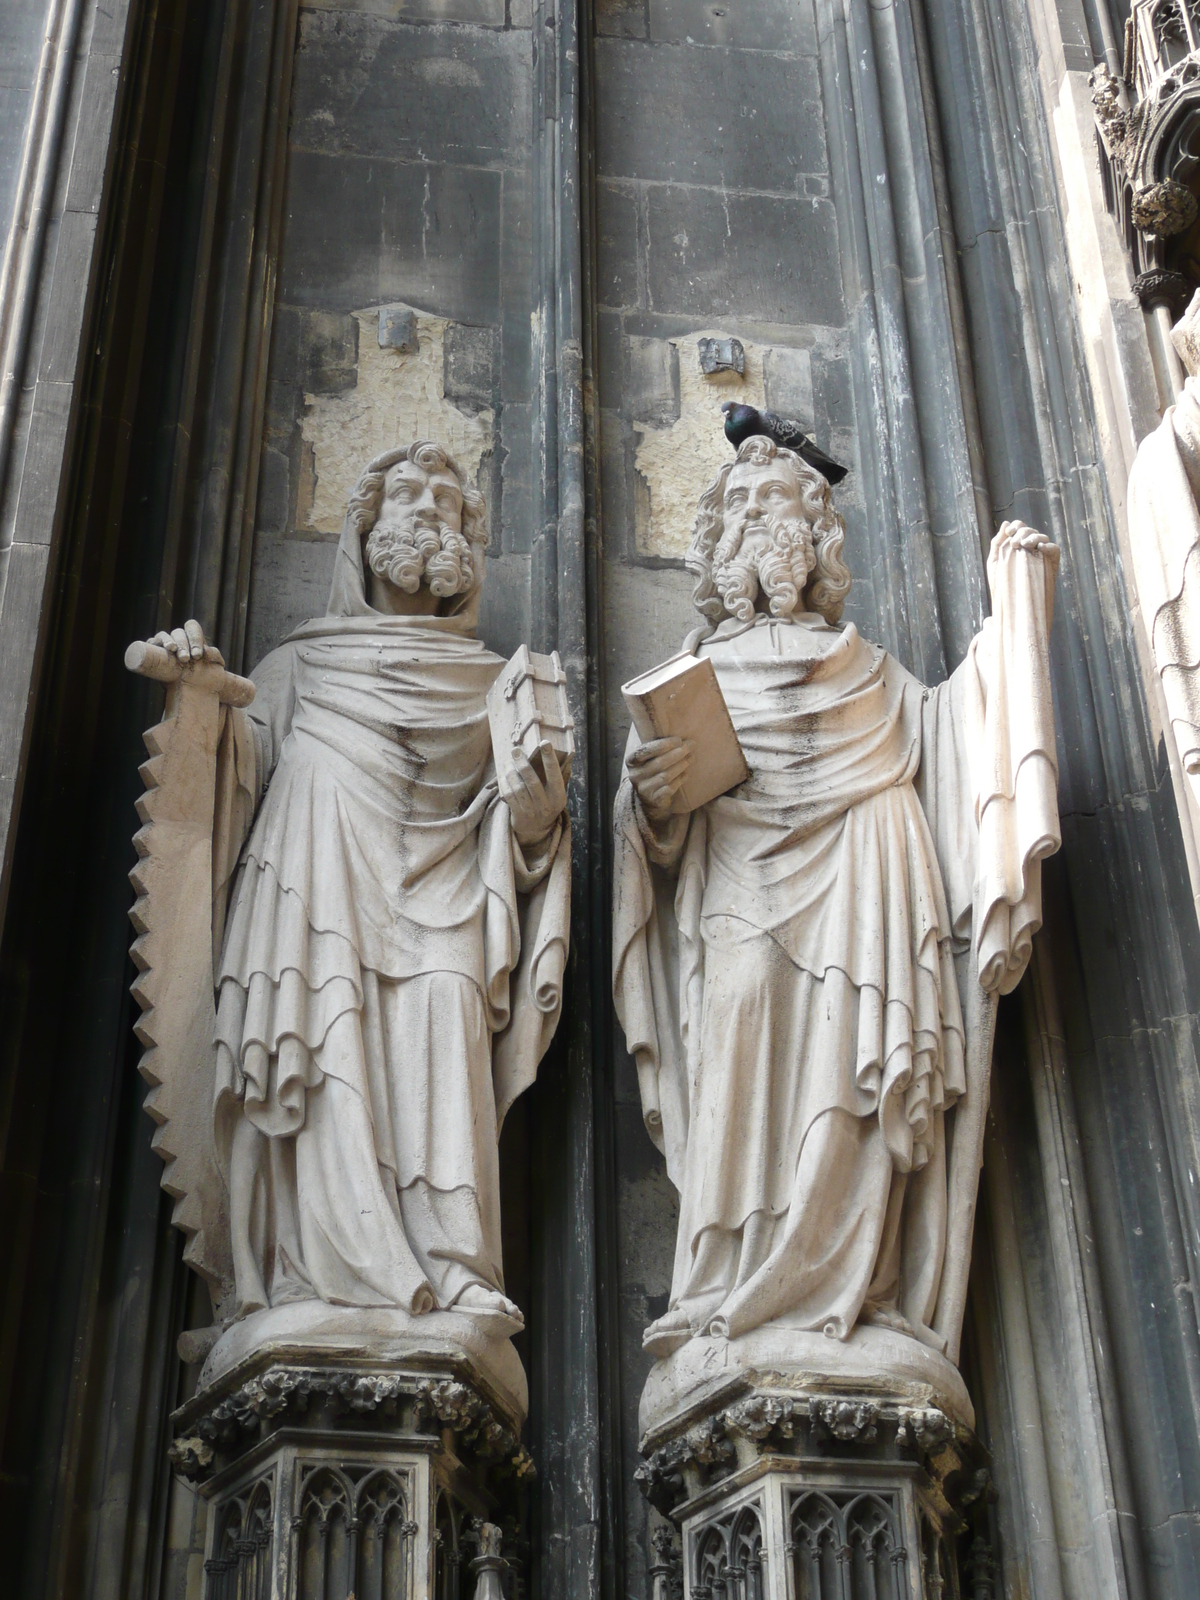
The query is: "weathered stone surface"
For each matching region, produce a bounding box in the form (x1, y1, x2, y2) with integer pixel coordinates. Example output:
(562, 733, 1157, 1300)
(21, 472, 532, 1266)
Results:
(292, 11, 529, 166)
(596, 0, 646, 39)
(644, 188, 842, 325)
(280, 152, 503, 324)
(596, 39, 826, 191)
(299, 309, 495, 535)
(197, 1313, 530, 1433)
(444, 321, 500, 415)
(631, 327, 766, 557)
(378, 303, 418, 353)
(648, 0, 816, 54)
(638, 1327, 975, 1446)
(626, 336, 680, 427)
(763, 344, 813, 422)
(596, 179, 640, 308)
(299, 0, 508, 30)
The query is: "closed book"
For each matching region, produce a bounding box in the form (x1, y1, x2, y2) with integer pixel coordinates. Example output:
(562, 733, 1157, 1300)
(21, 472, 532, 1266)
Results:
(487, 644, 575, 787)
(621, 653, 749, 812)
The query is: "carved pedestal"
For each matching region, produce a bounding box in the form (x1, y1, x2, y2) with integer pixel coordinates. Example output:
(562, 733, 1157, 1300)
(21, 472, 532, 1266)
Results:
(171, 1357, 532, 1600)
(639, 1388, 996, 1600)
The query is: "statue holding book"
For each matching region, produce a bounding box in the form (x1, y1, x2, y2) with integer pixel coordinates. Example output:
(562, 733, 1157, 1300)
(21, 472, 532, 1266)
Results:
(125, 441, 571, 1405)
(613, 433, 1060, 1415)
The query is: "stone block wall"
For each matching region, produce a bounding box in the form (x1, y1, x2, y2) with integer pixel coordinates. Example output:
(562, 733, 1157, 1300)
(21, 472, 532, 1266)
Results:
(244, 0, 538, 667)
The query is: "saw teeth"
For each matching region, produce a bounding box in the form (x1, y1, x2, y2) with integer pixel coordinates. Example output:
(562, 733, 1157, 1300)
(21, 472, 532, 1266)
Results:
(139, 750, 165, 786)
(138, 1049, 163, 1090)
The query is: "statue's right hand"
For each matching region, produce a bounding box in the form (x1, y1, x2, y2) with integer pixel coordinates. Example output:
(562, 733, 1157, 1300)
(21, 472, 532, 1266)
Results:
(627, 736, 695, 820)
(146, 620, 224, 667)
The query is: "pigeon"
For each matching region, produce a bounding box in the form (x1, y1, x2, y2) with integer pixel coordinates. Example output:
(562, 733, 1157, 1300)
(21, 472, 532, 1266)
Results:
(721, 401, 849, 486)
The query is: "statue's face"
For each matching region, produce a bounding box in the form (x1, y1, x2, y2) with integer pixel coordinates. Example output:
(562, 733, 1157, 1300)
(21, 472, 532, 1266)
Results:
(710, 455, 815, 620)
(719, 459, 805, 563)
(378, 459, 464, 543)
(365, 458, 478, 607)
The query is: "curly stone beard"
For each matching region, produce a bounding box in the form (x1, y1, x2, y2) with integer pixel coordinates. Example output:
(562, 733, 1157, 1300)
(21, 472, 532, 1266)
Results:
(364, 516, 478, 598)
(711, 512, 817, 622)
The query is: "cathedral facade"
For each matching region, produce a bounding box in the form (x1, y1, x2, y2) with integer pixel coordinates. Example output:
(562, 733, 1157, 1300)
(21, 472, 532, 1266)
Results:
(2, 3, 1199, 1599)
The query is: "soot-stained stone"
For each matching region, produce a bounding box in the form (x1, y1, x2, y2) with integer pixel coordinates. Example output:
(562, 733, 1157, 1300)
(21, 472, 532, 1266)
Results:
(596, 39, 825, 191)
(698, 335, 744, 376)
(499, 403, 532, 555)
(763, 345, 813, 421)
(645, 187, 843, 326)
(600, 408, 632, 551)
(293, 308, 360, 391)
(597, 180, 640, 309)
(649, 0, 817, 54)
(256, 446, 291, 536)
(316, 0, 507, 20)
(444, 323, 499, 416)
(378, 305, 418, 353)
(291, 11, 528, 168)
(627, 336, 680, 427)
(811, 339, 854, 435)
(597, 310, 623, 396)
(280, 152, 502, 324)
(596, 0, 648, 38)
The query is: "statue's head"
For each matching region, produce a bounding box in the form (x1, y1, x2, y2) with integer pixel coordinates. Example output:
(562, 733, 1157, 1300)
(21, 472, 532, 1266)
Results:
(345, 441, 489, 607)
(686, 436, 851, 627)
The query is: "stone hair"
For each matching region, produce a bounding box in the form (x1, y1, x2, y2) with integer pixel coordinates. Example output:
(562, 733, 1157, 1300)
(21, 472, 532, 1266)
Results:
(346, 440, 489, 590)
(686, 435, 851, 626)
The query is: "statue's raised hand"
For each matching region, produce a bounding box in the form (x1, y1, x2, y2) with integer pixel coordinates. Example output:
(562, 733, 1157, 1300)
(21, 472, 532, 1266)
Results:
(988, 520, 1059, 595)
(501, 745, 568, 846)
(627, 735, 695, 821)
(125, 619, 254, 706)
(146, 618, 225, 666)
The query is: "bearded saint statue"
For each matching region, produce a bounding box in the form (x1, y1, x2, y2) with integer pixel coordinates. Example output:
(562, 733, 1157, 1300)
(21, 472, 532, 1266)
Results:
(133, 441, 570, 1355)
(613, 434, 1060, 1379)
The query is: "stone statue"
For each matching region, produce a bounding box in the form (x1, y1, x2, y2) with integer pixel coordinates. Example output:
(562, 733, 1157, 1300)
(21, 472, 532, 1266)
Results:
(1128, 288, 1200, 815)
(612, 435, 1059, 1423)
(126, 441, 570, 1408)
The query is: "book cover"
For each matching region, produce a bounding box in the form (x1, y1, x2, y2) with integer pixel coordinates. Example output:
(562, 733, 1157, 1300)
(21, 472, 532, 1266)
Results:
(621, 653, 749, 812)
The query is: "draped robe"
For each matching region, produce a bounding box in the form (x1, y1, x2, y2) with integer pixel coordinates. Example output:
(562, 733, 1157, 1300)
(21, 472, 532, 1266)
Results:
(613, 541, 1058, 1355)
(208, 512, 570, 1317)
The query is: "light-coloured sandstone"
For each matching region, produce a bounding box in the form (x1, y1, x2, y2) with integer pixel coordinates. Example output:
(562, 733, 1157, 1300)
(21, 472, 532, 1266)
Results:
(127, 441, 571, 1420)
(612, 435, 1061, 1432)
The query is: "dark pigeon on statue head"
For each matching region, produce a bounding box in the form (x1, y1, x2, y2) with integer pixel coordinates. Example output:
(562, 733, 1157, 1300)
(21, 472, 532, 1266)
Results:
(721, 402, 849, 486)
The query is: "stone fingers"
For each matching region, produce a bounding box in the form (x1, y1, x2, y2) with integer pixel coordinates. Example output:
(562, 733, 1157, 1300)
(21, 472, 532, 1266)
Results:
(629, 740, 694, 781)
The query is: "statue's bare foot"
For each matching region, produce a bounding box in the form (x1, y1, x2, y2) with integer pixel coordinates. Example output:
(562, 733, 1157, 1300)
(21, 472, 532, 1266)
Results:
(862, 1303, 916, 1337)
(454, 1284, 525, 1331)
(643, 1307, 695, 1358)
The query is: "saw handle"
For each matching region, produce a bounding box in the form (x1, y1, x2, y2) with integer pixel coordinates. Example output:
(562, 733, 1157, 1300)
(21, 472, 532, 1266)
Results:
(125, 640, 256, 707)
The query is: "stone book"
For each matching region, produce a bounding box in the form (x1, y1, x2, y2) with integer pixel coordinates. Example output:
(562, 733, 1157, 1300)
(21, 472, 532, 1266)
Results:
(621, 653, 749, 812)
(487, 643, 576, 786)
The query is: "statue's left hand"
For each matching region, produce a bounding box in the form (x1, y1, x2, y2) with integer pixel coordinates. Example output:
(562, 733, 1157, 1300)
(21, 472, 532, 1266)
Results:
(146, 618, 226, 666)
(988, 520, 1059, 589)
(501, 746, 568, 846)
